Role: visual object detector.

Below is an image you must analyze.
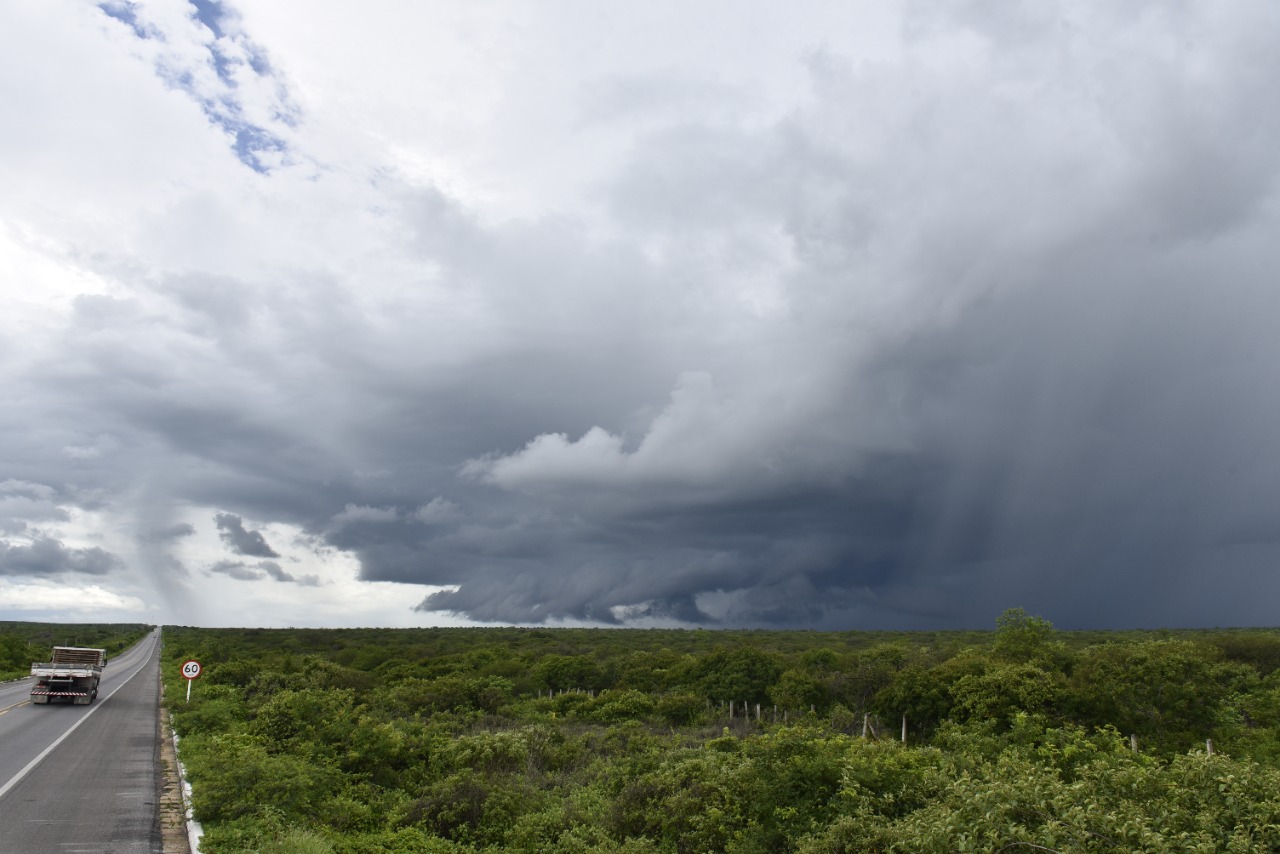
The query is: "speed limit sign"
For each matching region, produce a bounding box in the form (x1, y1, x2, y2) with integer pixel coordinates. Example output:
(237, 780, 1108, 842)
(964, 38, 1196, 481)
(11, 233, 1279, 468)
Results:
(181, 659, 202, 703)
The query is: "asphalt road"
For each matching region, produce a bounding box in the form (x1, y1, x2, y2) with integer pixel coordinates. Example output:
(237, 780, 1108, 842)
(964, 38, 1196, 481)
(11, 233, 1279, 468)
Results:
(0, 629, 163, 853)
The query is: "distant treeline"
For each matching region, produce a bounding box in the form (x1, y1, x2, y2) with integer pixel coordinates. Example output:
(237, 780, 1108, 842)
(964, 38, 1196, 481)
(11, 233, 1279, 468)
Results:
(162, 613, 1280, 853)
(0, 622, 151, 680)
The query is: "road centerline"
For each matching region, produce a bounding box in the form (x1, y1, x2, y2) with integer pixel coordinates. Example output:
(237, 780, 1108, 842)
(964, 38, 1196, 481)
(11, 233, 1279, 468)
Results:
(0, 634, 158, 804)
(0, 700, 31, 716)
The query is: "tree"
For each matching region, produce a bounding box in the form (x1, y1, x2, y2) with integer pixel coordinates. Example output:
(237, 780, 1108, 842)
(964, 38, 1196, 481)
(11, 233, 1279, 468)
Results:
(694, 646, 783, 705)
(992, 608, 1063, 665)
(1069, 639, 1252, 751)
(950, 661, 1066, 727)
(770, 668, 832, 712)
(831, 643, 910, 715)
(533, 654, 604, 692)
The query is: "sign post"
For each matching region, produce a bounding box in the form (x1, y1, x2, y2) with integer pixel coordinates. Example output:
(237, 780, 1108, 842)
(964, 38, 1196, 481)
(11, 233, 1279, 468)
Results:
(181, 659, 202, 703)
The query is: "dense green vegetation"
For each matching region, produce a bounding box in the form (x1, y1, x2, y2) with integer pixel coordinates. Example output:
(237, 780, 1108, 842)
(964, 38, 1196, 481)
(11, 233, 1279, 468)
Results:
(0, 622, 151, 680)
(161, 614, 1280, 853)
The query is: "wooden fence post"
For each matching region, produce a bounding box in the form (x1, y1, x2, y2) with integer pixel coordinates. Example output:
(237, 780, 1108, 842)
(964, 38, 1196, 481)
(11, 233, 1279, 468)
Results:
(1130, 734, 1138, 752)
(1206, 739, 1214, 757)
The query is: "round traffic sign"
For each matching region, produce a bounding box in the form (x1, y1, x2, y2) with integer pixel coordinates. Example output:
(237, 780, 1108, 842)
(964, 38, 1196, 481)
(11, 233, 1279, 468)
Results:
(181, 659, 202, 680)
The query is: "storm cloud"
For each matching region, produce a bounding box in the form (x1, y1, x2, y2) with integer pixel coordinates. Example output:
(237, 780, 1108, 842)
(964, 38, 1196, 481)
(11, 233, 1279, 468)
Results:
(2, 1, 1280, 628)
(214, 514, 280, 559)
(0, 538, 120, 577)
(208, 559, 321, 586)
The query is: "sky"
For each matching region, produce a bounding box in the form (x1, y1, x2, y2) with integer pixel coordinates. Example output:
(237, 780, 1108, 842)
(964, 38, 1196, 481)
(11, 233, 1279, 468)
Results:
(2, 0, 1279, 630)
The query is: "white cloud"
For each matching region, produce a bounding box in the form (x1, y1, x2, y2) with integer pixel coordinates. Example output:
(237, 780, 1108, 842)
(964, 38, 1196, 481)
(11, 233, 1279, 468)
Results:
(0, 480, 57, 500)
(0, 579, 145, 614)
(331, 504, 400, 526)
(413, 498, 461, 525)
(464, 368, 862, 496)
(0, 480, 73, 534)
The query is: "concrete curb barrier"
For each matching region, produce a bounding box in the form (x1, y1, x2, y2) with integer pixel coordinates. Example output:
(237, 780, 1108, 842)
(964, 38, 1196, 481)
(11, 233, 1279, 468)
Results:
(170, 719, 205, 853)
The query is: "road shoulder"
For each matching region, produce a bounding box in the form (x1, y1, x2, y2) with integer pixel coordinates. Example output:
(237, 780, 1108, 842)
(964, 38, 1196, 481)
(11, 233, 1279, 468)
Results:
(157, 677, 192, 853)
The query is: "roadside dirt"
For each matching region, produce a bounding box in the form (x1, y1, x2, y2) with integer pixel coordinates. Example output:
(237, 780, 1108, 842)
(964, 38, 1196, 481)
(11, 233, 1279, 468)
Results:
(156, 678, 191, 853)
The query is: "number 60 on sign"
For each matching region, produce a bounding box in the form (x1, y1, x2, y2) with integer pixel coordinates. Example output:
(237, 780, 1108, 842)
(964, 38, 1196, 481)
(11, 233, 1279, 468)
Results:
(181, 659, 202, 702)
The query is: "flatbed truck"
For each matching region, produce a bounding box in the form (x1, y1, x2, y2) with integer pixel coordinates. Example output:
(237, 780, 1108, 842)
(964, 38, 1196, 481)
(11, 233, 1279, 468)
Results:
(30, 646, 106, 705)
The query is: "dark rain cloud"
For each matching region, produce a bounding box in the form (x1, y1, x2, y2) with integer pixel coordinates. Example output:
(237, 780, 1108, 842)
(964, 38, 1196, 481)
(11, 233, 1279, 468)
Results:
(0, 481, 72, 532)
(208, 559, 263, 581)
(208, 558, 321, 586)
(214, 513, 280, 558)
(348, 2, 1280, 629)
(259, 560, 321, 586)
(0, 537, 120, 577)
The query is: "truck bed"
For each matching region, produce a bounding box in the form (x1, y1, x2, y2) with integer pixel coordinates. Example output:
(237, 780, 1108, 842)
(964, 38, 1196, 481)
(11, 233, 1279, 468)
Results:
(31, 663, 102, 678)
(49, 647, 107, 667)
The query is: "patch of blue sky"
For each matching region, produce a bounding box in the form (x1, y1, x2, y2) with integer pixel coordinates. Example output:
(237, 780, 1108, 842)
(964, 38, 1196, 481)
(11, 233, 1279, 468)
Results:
(271, 105, 302, 130)
(199, 94, 290, 173)
(100, 0, 295, 175)
(156, 64, 197, 93)
(189, 0, 226, 39)
(153, 60, 290, 174)
(97, 1, 155, 40)
(210, 42, 237, 86)
(245, 45, 271, 77)
(230, 122, 289, 174)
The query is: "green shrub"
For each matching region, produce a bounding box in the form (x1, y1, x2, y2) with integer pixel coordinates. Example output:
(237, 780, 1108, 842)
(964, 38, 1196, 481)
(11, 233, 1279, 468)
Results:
(158, 623, 1280, 854)
(580, 690, 655, 723)
(656, 692, 706, 726)
(184, 734, 341, 824)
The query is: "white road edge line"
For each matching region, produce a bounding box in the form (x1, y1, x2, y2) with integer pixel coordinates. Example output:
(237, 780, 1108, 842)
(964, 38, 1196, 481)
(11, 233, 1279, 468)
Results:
(0, 633, 158, 803)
